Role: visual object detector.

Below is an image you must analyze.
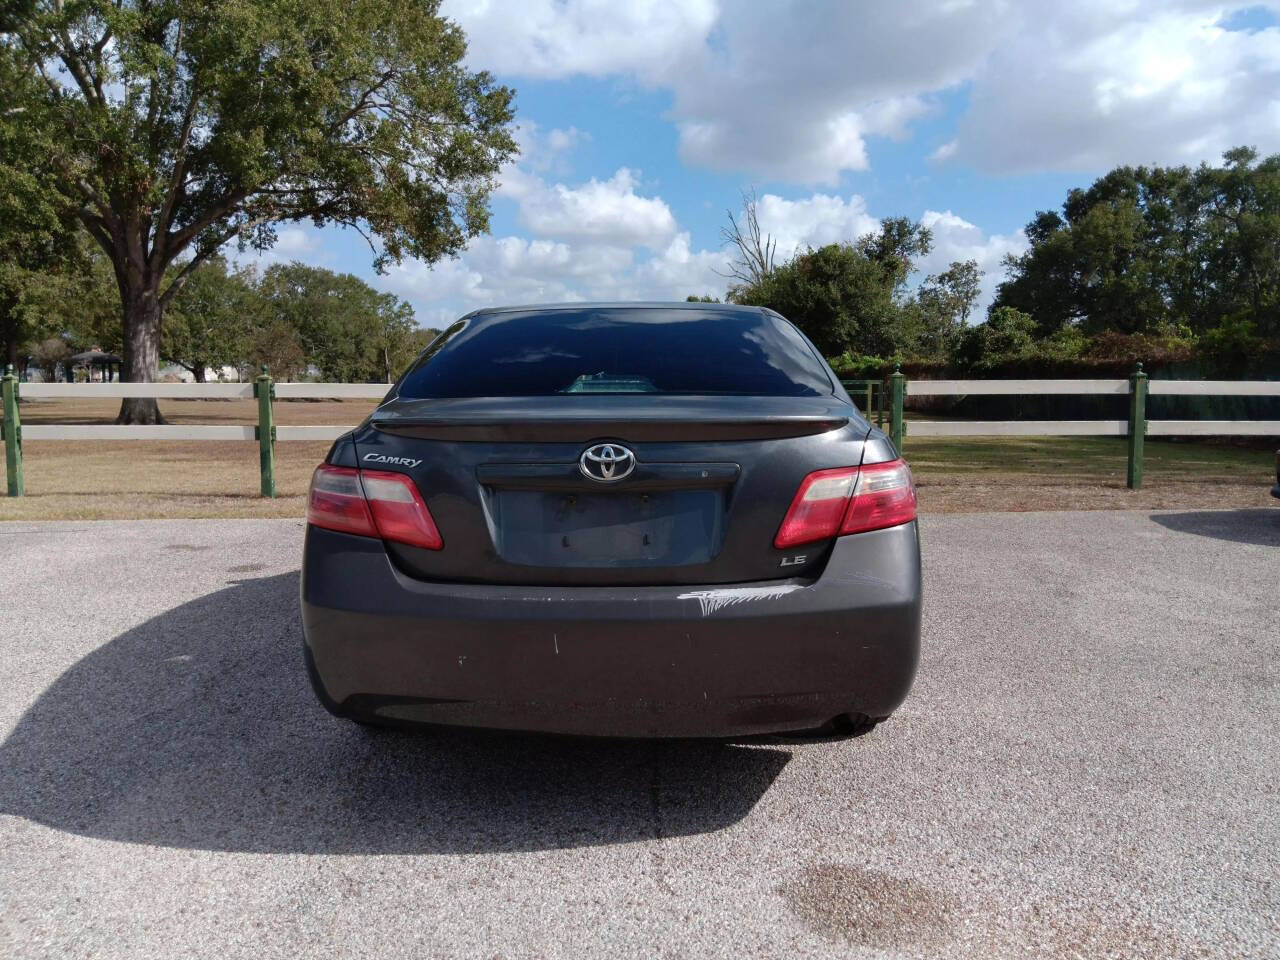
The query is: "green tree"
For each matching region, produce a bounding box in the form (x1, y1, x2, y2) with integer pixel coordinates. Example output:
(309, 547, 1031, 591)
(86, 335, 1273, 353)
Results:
(4, 0, 515, 421)
(916, 259, 980, 358)
(259, 262, 419, 382)
(249, 319, 306, 382)
(163, 258, 260, 381)
(953, 306, 1036, 370)
(1195, 147, 1280, 336)
(373, 296, 422, 383)
(993, 148, 1280, 341)
(0, 46, 85, 370)
(732, 217, 933, 358)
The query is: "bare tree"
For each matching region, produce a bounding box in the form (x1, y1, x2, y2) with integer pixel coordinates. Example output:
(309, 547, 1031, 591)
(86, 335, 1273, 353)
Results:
(29, 337, 71, 382)
(717, 188, 777, 288)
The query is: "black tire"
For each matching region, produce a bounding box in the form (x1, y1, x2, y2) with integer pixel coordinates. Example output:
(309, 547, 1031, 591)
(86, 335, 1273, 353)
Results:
(797, 712, 882, 739)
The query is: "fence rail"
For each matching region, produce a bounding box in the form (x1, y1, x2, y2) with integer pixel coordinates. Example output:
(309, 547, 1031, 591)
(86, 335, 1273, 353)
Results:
(905, 379, 1129, 396)
(906, 420, 1128, 437)
(15, 381, 390, 400)
(2, 364, 1278, 498)
(18, 424, 353, 442)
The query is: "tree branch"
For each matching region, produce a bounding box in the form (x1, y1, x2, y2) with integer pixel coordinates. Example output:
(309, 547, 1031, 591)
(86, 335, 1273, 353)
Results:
(54, 28, 104, 107)
(329, 68, 398, 133)
(76, 208, 114, 253)
(153, 72, 202, 265)
(165, 187, 250, 257)
(158, 208, 280, 308)
(157, 248, 216, 309)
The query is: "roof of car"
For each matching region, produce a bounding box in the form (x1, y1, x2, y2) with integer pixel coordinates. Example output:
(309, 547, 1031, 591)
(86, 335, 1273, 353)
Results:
(464, 301, 769, 319)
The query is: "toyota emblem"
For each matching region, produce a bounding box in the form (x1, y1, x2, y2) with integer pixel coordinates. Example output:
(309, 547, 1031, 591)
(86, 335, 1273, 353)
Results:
(579, 443, 636, 482)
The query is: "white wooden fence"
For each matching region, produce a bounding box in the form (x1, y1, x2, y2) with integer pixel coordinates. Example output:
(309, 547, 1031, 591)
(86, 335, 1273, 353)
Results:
(903, 378, 1280, 438)
(13, 380, 387, 444)
(2, 372, 1278, 497)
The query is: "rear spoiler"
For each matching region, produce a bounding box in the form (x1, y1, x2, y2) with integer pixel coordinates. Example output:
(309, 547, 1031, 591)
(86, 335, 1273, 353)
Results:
(373, 417, 847, 443)
(372, 396, 854, 443)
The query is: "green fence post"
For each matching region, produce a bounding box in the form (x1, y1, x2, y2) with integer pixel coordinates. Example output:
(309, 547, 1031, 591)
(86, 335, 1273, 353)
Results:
(878, 377, 885, 428)
(2, 365, 23, 497)
(255, 365, 275, 498)
(890, 364, 905, 453)
(1127, 361, 1147, 490)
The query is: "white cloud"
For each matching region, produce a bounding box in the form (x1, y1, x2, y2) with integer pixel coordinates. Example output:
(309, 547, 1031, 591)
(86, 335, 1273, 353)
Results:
(631, 232, 731, 299)
(226, 225, 326, 269)
(951, 5, 1280, 172)
(384, 235, 629, 307)
(918, 210, 1028, 312)
(381, 122, 709, 314)
(380, 184, 1022, 322)
(753, 193, 880, 261)
(515, 168, 677, 247)
(511, 122, 589, 174)
(929, 140, 958, 163)
(442, 0, 717, 81)
(445, 0, 1280, 182)
(383, 228, 727, 314)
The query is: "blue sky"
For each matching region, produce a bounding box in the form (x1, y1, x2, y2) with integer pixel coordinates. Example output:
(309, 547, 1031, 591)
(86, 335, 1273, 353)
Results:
(241, 1, 1280, 330)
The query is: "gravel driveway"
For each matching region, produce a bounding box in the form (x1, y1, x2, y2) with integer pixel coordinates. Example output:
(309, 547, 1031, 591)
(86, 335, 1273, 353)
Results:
(1, 510, 1276, 959)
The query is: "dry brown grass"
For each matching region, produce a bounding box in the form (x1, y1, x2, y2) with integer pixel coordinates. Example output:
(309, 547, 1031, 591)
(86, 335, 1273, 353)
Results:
(1, 397, 1275, 520)
(0, 441, 329, 520)
(0, 397, 375, 520)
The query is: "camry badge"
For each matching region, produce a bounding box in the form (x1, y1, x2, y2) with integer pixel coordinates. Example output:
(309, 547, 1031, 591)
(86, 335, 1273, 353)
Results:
(579, 443, 636, 482)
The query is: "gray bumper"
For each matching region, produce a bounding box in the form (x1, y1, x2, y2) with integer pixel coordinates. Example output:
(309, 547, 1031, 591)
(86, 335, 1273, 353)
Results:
(300, 523, 922, 737)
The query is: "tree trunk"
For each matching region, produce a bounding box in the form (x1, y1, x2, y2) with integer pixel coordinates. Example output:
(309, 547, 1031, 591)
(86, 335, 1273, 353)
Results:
(193, 364, 207, 383)
(116, 281, 166, 424)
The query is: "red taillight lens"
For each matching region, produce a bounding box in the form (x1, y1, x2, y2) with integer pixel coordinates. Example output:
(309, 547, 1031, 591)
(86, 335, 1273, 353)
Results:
(306, 465, 443, 550)
(774, 458, 916, 548)
(774, 466, 859, 548)
(840, 459, 917, 535)
(307, 465, 376, 537)
(359, 469, 443, 550)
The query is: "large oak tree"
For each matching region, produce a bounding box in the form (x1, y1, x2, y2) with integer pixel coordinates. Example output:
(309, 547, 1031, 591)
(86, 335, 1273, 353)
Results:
(3, 0, 515, 421)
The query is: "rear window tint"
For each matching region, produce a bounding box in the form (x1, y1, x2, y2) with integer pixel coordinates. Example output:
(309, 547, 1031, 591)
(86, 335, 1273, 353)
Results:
(396, 307, 834, 399)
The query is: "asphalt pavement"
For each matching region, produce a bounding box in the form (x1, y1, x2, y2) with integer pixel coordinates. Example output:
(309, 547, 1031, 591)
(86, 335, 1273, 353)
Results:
(1, 509, 1277, 959)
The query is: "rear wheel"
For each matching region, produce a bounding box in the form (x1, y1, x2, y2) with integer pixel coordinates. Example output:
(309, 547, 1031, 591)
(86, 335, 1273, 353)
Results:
(801, 712, 882, 739)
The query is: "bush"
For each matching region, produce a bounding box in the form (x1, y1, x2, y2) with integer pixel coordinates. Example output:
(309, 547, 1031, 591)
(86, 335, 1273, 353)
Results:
(1194, 315, 1267, 376)
(827, 352, 893, 379)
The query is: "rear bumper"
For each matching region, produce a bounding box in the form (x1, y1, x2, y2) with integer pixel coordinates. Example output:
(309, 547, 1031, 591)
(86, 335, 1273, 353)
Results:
(300, 523, 922, 737)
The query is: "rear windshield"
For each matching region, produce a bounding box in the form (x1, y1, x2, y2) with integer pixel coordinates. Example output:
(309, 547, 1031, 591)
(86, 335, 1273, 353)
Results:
(396, 307, 834, 399)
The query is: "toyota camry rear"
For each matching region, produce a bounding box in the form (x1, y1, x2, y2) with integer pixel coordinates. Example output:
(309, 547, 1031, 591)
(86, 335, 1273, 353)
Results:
(300, 302, 921, 737)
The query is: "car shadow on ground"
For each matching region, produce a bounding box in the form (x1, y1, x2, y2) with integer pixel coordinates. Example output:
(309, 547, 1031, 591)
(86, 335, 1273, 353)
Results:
(0, 572, 789, 855)
(1149, 507, 1280, 546)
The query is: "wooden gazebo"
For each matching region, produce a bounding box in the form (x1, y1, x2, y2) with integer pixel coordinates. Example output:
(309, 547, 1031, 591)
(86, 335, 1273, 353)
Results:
(67, 351, 122, 383)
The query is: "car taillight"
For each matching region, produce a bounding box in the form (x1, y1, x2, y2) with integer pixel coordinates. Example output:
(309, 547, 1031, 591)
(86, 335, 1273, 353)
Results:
(774, 458, 916, 548)
(774, 466, 859, 549)
(840, 459, 917, 536)
(359, 470, 443, 550)
(307, 464, 443, 550)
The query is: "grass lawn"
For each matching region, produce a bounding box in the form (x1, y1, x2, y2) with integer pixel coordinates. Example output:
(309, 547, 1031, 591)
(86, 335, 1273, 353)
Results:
(905, 433, 1275, 513)
(0, 397, 1275, 520)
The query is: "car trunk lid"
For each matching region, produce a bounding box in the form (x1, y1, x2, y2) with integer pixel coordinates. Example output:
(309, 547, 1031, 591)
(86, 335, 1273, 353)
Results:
(354, 395, 868, 586)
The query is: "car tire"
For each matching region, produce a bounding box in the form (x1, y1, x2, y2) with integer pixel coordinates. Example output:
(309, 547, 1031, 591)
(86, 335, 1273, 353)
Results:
(803, 712, 882, 739)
